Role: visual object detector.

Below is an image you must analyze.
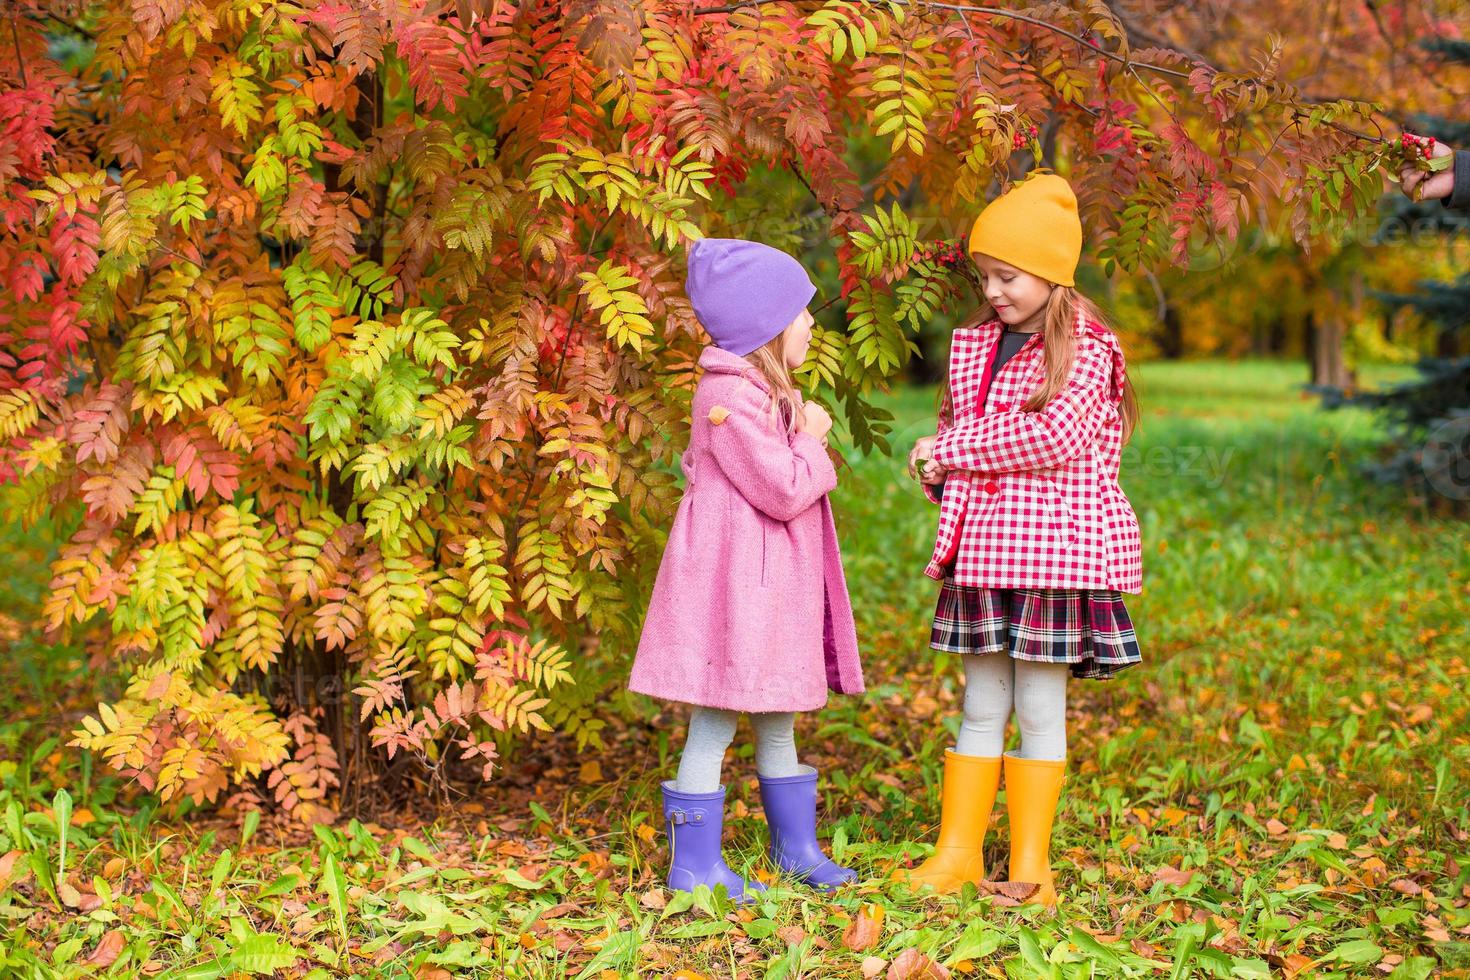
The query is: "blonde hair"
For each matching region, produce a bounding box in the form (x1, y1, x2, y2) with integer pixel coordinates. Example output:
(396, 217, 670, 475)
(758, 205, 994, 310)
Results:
(745, 329, 802, 435)
(937, 287, 1139, 444)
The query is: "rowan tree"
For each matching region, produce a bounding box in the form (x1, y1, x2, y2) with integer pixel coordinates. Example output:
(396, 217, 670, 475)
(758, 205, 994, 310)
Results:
(0, 0, 1421, 816)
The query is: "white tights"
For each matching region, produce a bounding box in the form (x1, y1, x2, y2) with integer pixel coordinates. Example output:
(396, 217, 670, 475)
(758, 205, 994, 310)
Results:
(675, 707, 802, 794)
(955, 655, 1068, 760)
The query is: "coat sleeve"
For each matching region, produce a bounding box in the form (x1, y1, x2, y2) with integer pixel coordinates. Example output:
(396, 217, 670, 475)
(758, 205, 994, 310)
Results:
(921, 390, 952, 505)
(705, 383, 838, 522)
(929, 339, 1113, 473)
(1443, 149, 1470, 213)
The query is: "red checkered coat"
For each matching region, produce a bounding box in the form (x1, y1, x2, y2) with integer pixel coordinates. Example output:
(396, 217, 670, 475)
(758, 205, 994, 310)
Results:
(922, 311, 1143, 593)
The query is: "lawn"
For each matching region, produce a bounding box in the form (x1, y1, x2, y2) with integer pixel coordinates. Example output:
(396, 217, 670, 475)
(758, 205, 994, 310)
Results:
(0, 359, 1466, 978)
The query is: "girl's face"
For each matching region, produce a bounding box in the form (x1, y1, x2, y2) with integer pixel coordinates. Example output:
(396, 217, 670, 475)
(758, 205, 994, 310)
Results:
(782, 308, 814, 370)
(974, 254, 1054, 330)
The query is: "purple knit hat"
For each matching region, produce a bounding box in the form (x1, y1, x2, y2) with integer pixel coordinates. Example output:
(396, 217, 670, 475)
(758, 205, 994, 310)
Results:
(685, 238, 817, 356)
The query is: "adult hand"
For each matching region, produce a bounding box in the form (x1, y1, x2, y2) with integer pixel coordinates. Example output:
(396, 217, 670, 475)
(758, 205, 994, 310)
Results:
(1401, 138, 1456, 203)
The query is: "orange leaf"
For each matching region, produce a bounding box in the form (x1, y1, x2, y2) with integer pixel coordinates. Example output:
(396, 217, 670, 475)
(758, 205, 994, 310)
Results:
(81, 930, 126, 968)
(1154, 865, 1197, 887)
(842, 903, 885, 951)
(777, 925, 806, 946)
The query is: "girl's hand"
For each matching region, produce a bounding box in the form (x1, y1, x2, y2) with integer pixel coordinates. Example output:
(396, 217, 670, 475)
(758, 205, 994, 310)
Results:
(918, 459, 949, 485)
(800, 402, 834, 441)
(909, 435, 948, 484)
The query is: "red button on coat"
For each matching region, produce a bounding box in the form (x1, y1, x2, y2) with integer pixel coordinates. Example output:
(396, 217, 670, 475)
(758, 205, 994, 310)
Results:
(983, 481, 1000, 494)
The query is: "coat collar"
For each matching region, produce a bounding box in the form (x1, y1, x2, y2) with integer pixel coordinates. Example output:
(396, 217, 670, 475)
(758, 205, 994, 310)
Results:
(956, 307, 1089, 342)
(699, 344, 773, 393)
(951, 309, 1126, 408)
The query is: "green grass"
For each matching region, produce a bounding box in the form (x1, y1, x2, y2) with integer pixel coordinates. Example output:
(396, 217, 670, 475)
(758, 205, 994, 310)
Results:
(0, 359, 1466, 978)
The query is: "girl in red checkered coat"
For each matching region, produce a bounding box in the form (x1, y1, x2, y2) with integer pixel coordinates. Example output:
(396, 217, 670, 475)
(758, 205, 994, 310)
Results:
(896, 174, 1143, 907)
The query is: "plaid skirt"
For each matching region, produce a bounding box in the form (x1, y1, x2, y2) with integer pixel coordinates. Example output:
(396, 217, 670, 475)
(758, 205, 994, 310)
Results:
(929, 580, 1142, 680)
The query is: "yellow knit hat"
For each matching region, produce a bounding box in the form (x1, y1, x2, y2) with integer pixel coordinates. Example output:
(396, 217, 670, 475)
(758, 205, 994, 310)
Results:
(967, 173, 1082, 287)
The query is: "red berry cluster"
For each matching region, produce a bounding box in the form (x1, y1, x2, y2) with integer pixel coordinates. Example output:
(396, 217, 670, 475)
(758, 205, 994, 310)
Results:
(1399, 132, 1434, 159)
(1011, 123, 1039, 150)
(914, 239, 967, 269)
(1396, 131, 1439, 171)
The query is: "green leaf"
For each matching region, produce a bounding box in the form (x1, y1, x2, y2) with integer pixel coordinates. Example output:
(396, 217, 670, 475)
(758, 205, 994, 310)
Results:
(321, 851, 348, 945)
(949, 920, 1002, 963)
(574, 928, 637, 979)
(1330, 939, 1382, 965)
(51, 788, 71, 882)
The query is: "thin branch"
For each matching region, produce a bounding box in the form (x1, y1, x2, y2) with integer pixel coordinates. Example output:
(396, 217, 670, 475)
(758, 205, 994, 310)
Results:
(692, 0, 1198, 78)
(695, 0, 1388, 126)
(10, 17, 28, 87)
(24, 11, 96, 40)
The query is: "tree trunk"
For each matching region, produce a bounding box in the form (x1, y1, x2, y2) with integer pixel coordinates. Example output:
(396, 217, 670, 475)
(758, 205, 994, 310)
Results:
(1156, 303, 1184, 359)
(1266, 316, 1288, 355)
(1437, 324, 1460, 357)
(1308, 312, 1353, 388)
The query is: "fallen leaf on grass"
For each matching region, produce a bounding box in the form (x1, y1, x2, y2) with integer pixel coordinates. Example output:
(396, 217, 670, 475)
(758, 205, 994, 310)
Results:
(889, 948, 949, 979)
(80, 930, 125, 968)
(862, 957, 886, 979)
(577, 851, 609, 874)
(1389, 878, 1421, 895)
(842, 903, 884, 951)
(1421, 915, 1450, 943)
(639, 888, 667, 910)
(977, 879, 1037, 903)
(777, 925, 805, 946)
(1154, 865, 1197, 887)
(57, 878, 83, 909)
(1265, 951, 1316, 977)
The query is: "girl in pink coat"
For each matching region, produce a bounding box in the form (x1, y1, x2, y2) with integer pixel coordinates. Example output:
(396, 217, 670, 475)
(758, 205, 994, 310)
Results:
(898, 174, 1143, 907)
(629, 238, 865, 903)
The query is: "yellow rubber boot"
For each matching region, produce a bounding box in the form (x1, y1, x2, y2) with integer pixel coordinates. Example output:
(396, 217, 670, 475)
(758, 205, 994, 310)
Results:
(1004, 753, 1066, 907)
(898, 751, 1001, 893)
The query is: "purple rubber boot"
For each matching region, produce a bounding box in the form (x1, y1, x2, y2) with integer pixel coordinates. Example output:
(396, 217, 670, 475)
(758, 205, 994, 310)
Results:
(758, 766, 858, 890)
(661, 781, 766, 904)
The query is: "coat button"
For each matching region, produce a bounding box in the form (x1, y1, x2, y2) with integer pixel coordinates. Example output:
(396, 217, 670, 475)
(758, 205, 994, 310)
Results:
(983, 481, 1000, 494)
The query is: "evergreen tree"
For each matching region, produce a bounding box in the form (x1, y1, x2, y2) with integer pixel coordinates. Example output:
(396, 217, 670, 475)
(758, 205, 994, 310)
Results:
(1330, 39, 1470, 509)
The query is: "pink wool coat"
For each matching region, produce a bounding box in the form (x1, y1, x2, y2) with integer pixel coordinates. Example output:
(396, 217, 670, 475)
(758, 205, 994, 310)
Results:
(628, 346, 865, 712)
(923, 310, 1143, 593)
